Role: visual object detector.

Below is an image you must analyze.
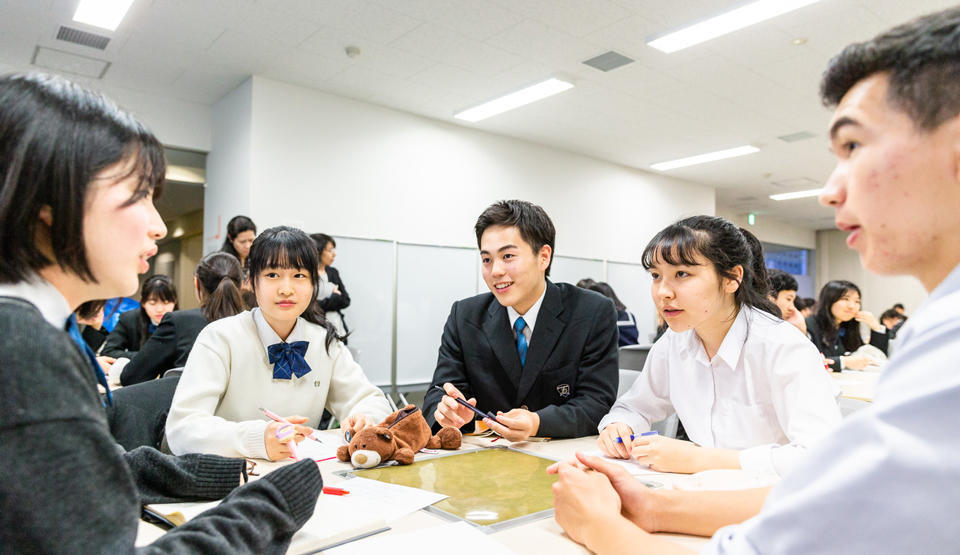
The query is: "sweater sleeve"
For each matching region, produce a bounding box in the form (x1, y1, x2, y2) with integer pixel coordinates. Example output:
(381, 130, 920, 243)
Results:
(325, 340, 392, 424)
(121, 314, 178, 386)
(123, 447, 245, 504)
(165, 339, 270, 459)
(138, 459, 321, 555)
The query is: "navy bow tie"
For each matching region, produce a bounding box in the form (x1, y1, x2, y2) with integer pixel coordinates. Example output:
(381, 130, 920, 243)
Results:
(268, 340, 311, 379)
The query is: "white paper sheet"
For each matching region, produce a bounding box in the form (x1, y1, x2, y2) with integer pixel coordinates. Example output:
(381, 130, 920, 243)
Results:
(579, 450, 667, 476)
(326, 521, 516, 555)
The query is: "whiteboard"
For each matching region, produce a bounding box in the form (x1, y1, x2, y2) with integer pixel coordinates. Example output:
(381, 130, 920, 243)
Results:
(396, 244, 479, 386)
(332, 237, 395, 386)
(549, 255, 604, 287)
(607, 262, 656, 343)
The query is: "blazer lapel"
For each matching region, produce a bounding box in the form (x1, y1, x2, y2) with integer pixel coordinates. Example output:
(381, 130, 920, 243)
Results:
(483, 300, 522, 388)
(515, 281, 564, 403)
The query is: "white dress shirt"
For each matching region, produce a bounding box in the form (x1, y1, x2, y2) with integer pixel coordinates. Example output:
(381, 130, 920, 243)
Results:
(0, 277, 71, 329)
(600, 305, 841, 475)
(506, 282, 546, 346)
(706, 263, 960, 554)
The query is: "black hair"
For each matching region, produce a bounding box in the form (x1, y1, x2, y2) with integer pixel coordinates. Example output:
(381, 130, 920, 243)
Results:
(641, 215, 779, 319)
(248, 226, 341, 352)
(138, 274, 178, 347)
(586, 282, 626, 312)
(575, 278, 597, 289)
(309, 233, 336, 267)
(221, 215, 257, 261)
(880, 308, 902, 322)
(0, 72, 165, 284)
(814, 280, 864, 352)
(195, 252, 244, 322)
(474, 200, 555, 277)
(767, 268, 799, 296)
(794, 296, 816, 311)
(893, 303, 905, 310)
(76, 299, 106, 321)
(820, 7, 960, 130)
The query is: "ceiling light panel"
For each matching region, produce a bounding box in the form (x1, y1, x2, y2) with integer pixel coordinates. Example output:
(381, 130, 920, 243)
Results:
(651, 145, 759, 171)
(770, 188, 824, 201)
(73, 0, 135, 31)
(454, 78, 574, 123)
(648, 0, 821, 54)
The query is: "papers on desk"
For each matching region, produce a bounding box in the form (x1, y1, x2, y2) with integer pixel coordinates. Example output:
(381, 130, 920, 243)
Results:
(580, 450, 667, 476)
(289, 477, 448, 554)
(326, 521, 516, 555)
(146, 500, 219, 526)
(297, 429, 346, 461)
(672, 469, 779, 491)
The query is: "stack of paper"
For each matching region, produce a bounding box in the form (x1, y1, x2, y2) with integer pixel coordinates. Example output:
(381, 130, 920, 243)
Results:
(288, 477, 448, 554)
(326, 521, 516, 555)
(579, 450, 667, 476)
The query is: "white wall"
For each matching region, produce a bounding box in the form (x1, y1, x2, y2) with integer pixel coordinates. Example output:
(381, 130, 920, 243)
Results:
(204, 79, 254, 253)
(816, 229, 928, 315)
(239, 76, 714, 264)
(717, 209, 817, 250)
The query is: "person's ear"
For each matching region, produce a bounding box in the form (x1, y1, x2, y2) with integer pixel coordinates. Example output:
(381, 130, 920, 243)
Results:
(38, 205, 53, 227)
(193, 275, 202, 303)
(724, 265, 744, 294)
(950, 112, 960, 183)
(538, 244, 552, 273)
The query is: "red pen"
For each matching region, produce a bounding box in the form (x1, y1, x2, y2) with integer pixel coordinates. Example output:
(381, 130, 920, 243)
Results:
(322, 486, 350, 495)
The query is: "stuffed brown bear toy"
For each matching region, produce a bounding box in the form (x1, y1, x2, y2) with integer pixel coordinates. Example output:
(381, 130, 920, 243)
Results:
(337, 405, 461, 468)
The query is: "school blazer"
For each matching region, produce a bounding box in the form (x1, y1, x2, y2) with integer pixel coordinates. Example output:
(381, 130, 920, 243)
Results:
(805, 315, 889, 372)
(120, 308, 210, 386)
(101, 309, 144, 360)
(423, 281, 619, 438)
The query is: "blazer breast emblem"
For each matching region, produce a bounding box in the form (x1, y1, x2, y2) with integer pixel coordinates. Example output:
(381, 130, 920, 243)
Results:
(557, 384, 571, 398)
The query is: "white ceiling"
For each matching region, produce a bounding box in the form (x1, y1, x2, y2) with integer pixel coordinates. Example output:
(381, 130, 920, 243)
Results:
(1, 0, 955, 230)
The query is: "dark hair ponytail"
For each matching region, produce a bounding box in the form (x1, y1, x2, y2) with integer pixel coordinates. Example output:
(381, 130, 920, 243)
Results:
(641, 215, 780, 319)
(249, 226, 344, 353)
(138, 274, 178, 347)
(195, 252, 244, 322)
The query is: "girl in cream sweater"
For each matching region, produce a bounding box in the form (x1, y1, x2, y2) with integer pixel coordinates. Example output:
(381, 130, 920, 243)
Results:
(166, 226, 391, 460)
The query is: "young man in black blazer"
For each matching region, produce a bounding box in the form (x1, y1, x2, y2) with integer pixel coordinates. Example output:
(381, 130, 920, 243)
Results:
(423, 200, 618, 440)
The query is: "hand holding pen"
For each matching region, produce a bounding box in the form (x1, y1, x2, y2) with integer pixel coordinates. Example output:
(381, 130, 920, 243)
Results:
(432, 383, 499, 429)
(260, 408, 314, 461)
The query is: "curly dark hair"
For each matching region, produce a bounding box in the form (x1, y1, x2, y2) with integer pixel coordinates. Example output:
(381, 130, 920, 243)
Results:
(820, 7, 960, 130)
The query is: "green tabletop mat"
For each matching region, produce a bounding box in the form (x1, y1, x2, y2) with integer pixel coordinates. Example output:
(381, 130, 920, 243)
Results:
(347, 447, 559, 528)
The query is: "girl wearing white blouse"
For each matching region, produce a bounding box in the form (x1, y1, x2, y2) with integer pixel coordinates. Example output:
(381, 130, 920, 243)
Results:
(166, 226, 392, 461)
(598, 216, 841, 476)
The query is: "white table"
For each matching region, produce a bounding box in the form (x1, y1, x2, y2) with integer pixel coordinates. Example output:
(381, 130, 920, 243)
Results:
(137, 434, 725, 552)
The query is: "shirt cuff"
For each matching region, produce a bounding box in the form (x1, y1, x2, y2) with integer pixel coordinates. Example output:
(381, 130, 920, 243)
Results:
(738, 444, 776, 474)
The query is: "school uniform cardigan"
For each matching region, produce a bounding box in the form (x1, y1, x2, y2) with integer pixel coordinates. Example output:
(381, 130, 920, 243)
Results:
(805, 315, 889, 372)
(166, 308, 392, 459)
(0, 295, 321, 553)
